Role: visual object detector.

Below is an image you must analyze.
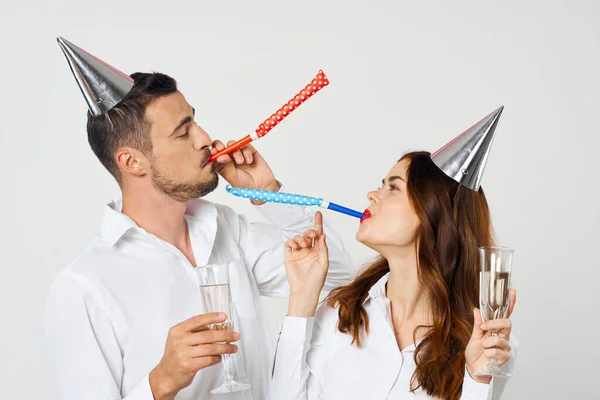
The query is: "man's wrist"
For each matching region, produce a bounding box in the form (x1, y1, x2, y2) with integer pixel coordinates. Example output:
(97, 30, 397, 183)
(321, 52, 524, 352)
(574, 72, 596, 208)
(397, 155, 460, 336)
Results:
(251, 180, 281, 206)
(149, 366, 176, 400)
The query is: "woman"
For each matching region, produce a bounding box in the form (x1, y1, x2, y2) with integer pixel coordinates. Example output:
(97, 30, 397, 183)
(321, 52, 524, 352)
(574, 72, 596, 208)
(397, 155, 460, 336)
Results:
(269, 152, 518, 400)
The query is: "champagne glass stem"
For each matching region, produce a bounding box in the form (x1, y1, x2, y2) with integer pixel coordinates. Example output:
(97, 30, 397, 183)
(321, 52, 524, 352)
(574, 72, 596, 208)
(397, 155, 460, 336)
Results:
(473, 330, 512, 377)
(222, 353, 236, 384)
(487, 330, 501, 370)
(195, 265, 251, 393)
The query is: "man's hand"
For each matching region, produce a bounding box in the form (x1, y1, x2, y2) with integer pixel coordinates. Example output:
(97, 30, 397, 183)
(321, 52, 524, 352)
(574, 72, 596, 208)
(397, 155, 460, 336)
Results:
(149, 313, 240, 400)
(211, 140, 279, 205)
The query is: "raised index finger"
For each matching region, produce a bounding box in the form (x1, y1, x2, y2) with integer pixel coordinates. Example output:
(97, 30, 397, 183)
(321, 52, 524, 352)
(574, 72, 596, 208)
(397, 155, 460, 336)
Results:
(314, 211, 323, 235)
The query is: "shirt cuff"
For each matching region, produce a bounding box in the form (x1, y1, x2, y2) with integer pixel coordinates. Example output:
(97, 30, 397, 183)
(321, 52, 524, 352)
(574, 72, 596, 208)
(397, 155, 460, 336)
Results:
(255, 183, 315, 229)
(281, 316, 315, 345)
(271, 316, 315, 377)
(124, 375, 154, 400)
(462, 367, 493, 398)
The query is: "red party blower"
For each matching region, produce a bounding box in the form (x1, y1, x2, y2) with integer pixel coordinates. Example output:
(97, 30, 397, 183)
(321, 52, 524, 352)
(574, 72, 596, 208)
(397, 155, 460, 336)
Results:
(209, 70, 329, 161)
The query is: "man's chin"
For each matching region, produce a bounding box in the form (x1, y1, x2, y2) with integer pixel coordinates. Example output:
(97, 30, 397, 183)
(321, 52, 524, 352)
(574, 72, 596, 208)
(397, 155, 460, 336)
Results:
(152, 172, 219, 202)
(187, 173, 219, 200)
(200, 172, 219, 197)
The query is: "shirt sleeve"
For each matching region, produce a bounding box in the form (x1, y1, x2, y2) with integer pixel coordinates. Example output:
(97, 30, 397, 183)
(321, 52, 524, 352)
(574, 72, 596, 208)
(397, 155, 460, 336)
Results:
(462, 334, 519, 400)
(461, 367, 493, 399)
(237, 183, 355, 297)
(45, 272, 154, 400)
(268, 306, 331, 400)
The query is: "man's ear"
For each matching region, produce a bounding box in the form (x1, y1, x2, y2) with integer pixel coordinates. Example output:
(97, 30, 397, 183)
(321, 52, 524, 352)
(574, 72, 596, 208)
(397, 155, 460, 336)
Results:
(115, 148, 148, 178)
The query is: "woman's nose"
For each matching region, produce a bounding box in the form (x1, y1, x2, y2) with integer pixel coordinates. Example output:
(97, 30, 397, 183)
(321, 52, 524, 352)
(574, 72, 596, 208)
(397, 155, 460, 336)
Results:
(367, 190, 379, 204)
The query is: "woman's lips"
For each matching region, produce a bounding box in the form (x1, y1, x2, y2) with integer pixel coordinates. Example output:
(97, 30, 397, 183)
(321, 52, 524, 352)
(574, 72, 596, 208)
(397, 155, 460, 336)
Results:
(360, 209, 371, 223)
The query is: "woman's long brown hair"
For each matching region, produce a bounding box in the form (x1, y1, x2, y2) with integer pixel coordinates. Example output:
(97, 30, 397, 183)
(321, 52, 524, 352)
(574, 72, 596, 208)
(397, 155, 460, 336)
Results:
(326, 151, 494, 400)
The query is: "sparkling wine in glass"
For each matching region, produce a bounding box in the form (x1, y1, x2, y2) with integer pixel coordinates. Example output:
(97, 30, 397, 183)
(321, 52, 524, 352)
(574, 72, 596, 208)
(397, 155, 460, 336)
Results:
(195, 264, 251, 394)
(473, 246, 514, 378)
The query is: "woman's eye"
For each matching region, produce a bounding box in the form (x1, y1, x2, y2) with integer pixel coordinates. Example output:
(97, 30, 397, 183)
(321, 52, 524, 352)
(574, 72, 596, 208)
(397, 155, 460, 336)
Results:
(388, 184, 398, 191)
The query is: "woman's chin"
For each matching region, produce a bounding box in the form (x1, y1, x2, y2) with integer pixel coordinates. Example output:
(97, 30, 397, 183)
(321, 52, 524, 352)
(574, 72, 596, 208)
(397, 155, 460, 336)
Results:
(356, 230, 373, 248)
(355, 228, 364, 243)
(357, 232, 389, 255)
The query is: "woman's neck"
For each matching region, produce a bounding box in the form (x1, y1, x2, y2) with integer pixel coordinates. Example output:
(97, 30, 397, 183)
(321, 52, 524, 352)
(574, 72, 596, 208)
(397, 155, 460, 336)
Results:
(385, 249, 430, 326)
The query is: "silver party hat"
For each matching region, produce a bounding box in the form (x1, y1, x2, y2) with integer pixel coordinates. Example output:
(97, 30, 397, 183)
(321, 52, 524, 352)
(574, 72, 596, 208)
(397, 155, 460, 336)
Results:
(57, 36, 133, 116)
(431, 106, 504, 191)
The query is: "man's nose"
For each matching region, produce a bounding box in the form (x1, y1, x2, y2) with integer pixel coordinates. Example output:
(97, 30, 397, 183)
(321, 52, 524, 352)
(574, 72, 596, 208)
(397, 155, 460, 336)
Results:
(191, 125, 212, 151)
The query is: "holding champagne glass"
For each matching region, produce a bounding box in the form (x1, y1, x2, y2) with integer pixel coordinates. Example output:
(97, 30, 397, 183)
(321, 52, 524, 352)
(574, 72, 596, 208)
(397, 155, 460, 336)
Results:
(269, 108, 520, 399)
(472, 246, 516, 378)
(195, 264, 251, 394)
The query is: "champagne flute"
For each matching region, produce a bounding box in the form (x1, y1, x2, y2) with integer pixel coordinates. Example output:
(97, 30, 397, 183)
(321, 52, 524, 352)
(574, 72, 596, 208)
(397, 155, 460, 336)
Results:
(195, 264, 251, 394)
(473, 246, 514, 377)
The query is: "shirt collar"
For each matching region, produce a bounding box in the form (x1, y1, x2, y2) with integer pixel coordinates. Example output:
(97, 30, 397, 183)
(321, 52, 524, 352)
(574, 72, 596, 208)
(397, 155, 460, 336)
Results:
(363, 271, 391, 305)
(100, 198, 218, 250)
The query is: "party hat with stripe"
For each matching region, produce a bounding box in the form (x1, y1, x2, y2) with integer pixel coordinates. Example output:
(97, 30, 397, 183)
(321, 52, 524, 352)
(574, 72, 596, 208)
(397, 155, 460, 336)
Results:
(57, 36, 133, 116)
(431, 106, 504, 191)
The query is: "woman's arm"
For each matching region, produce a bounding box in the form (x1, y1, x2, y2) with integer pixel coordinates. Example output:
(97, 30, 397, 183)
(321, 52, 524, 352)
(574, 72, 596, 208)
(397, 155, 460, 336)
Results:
(268, 305, 332, 400)
(268, 212, 337, 399)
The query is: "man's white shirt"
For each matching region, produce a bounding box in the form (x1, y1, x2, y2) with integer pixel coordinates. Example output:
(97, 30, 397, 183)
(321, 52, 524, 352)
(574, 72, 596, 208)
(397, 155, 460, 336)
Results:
(45, 187, 355, 400)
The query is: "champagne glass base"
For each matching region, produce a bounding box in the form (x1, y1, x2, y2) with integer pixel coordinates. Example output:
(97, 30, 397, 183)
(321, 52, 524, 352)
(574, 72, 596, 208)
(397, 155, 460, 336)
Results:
(210, 381, 251, 394)
(473, 365, 512, 378)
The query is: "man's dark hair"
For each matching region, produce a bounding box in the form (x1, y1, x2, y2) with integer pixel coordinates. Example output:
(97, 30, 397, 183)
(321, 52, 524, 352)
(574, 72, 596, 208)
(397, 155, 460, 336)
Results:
(86, 72, 177, 183)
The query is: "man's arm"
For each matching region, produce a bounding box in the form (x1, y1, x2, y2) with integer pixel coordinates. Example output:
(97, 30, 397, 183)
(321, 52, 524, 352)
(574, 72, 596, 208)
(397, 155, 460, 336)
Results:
(45, 272, 153, 400)
(209, 140, 355, 296)
(223, 184, 355, 298)
(45, 272, 240, 400)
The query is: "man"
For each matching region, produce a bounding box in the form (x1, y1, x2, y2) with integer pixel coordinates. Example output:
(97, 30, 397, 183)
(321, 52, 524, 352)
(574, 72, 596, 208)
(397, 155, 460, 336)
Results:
(45, 38, 354, 400)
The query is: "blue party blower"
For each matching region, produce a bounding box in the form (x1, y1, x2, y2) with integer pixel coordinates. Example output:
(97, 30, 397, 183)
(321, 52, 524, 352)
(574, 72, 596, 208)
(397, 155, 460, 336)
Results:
(225, 185, 364, 219)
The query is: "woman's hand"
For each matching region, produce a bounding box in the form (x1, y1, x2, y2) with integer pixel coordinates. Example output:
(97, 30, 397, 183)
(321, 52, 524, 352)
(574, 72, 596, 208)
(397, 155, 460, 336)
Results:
(284, 211, 329, 317)
(465, 289, 517, 384)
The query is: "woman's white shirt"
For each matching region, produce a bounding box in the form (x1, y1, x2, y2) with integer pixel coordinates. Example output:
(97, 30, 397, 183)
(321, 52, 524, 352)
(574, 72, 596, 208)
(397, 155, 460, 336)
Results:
(269, 272, 518, 400)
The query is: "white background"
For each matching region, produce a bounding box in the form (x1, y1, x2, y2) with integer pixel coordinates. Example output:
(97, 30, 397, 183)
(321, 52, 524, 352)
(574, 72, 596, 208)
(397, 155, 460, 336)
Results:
(1, 0, 599, 398)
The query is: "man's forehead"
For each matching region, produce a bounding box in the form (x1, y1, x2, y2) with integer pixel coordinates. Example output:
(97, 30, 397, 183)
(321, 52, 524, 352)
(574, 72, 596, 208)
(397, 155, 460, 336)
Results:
(145, 91, 189, 122)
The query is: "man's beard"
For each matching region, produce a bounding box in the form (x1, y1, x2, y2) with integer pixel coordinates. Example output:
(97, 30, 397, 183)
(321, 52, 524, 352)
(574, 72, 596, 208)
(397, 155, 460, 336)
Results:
(150, 161, 219, 202)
